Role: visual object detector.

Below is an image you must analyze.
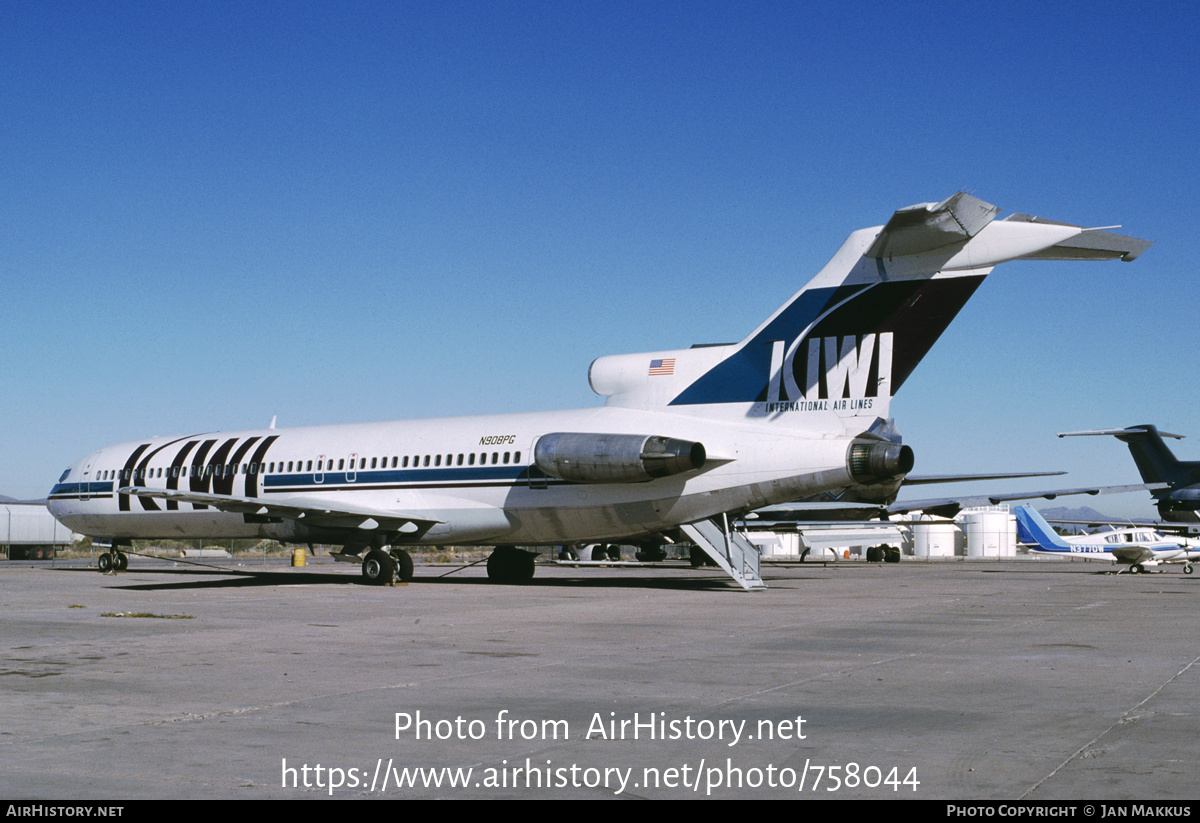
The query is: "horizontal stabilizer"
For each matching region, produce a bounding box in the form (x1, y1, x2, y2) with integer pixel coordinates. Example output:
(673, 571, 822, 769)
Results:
(1005, 214, 1153, 262)
(866, 191, 1001, 259)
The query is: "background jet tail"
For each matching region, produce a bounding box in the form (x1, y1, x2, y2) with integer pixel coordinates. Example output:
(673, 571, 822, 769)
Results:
(592, 194, 1151, 434)
(1059, 425, 1191, 486)
(1059, 425, 1200, 521)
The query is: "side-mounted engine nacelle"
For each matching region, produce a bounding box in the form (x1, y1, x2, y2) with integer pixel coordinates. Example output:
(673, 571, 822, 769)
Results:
(1160, 487, 1200, 514)
(534, 432, 707, 484)
(847, 438, 914, 483)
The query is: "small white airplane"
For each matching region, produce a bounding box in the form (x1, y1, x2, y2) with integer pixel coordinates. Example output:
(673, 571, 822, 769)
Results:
(47, 193, 1151, 590)
(1014, 505, 1199, 573)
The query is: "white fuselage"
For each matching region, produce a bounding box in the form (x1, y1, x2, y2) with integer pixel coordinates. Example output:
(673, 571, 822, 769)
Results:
(1059, 528, 1200, 565)
(48, 406, 856, 546)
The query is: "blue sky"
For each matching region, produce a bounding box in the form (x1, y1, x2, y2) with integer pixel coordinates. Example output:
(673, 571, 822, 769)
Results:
(2, 1, 1198, 516)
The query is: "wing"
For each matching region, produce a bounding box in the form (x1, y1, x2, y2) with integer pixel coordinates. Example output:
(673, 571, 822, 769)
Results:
(901, 471, 1066, 486)
(120, 486, 441, 535)
(1111, 546, 1156, 565)
(889, 483, 1167, 519)
(1045, 517, 1200, 536)
(747, 501, 887, 521)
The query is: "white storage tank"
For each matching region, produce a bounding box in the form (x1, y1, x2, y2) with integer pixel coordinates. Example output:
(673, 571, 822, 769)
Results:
(958, 506, 1017, 557)
(911, 515, 962, 558)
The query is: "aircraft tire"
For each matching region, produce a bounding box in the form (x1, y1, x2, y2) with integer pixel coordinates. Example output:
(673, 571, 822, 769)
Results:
(486, 552, 507, 582)
(487, 548, 535, 584)
(514, 552, 535, 583)
(391, 549, 414, 582)
(605, 544, 620, 561)
(635, 545, 667, 562)
(590, 545, 607, 561)
(362, 549, 396, 585)
(115, 552, 129, 572)
(1132, 563, 1145, 574)
(97, 553, 113, 573)
(1184, 564, 1193, 575)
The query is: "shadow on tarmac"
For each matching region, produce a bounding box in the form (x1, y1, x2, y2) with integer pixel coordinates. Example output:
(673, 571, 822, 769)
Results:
(49, 563, 796, 593)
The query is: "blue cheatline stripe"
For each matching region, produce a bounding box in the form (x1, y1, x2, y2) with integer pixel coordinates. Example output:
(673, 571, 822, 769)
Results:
(48, 482, 115, 498)
(49, 465, 566, 501)
(263, 464, 528, 489)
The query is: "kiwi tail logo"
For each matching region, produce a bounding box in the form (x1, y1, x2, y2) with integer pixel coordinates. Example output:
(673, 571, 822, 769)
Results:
(765, 332, 892, 412)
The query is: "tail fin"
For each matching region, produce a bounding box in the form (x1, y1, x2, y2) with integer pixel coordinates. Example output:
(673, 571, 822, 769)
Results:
(1059, 425, 1192, 487)
(1013, 505, 1071, 551)
(1058, 425, 1200, 521)
(591, 193, 1151, 434)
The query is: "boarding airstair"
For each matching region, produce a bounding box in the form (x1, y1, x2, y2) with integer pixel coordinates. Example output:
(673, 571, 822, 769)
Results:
(680, 516, 766, 591)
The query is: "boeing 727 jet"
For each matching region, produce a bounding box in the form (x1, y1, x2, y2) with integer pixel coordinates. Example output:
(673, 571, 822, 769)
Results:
(46, 193, 1151, 589)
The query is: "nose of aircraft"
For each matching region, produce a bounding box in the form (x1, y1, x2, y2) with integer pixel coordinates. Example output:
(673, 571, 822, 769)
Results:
(46, 453, 97, 522)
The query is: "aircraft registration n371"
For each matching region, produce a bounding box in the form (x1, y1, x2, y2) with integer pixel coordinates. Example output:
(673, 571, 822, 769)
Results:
(47, 193, 1151, 589)
(1014, 505, 1199, 574)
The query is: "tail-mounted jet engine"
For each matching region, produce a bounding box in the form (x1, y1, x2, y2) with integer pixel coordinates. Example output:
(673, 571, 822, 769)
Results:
(847, 438, 914, 483)
(534, 432, 706, 484)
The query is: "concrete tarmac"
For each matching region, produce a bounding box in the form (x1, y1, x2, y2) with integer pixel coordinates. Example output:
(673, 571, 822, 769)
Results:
(2, 556, 1198, 800)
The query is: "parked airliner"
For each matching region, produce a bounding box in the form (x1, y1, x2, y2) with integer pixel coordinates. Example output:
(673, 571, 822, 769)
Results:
(47, 193, 1150, 589)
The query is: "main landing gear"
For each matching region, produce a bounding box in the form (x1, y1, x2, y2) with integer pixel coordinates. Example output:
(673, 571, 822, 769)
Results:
(486, 547, 536, 584)
(360, 547, 414, 586)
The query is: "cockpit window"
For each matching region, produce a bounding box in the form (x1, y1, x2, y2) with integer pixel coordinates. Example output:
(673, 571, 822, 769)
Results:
(59, 469, 70, 482)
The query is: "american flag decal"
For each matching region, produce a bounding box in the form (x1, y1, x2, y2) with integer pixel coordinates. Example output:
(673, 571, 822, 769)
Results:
(648, 358, 676, 376)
